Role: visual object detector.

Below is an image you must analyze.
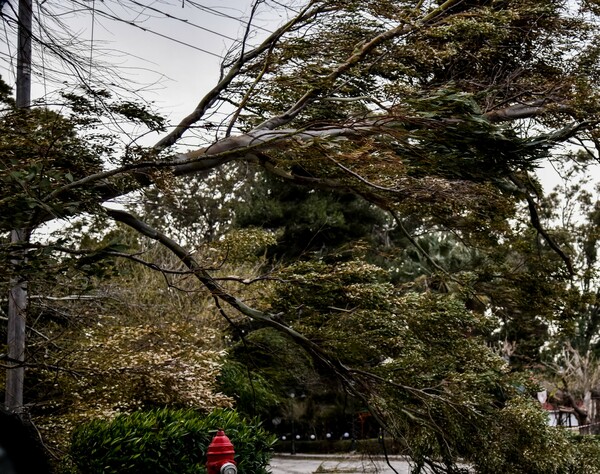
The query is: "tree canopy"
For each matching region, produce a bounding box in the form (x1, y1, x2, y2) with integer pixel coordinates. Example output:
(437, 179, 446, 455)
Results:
(3, 0, 600, 234)
(3, 0, 600, 472)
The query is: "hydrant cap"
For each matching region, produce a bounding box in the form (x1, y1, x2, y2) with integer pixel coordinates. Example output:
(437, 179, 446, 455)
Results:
(207, 430, 235, 456)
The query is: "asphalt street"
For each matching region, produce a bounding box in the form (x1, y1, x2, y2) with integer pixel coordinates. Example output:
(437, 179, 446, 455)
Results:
(268, 454, 417, 473)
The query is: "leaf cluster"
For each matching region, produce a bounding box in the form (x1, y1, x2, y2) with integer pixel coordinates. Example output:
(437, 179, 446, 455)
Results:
(69, 408, 276, 474)
(0, 106, 103, 228)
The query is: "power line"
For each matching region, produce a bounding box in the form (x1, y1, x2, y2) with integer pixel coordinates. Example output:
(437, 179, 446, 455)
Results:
(269, 0, 301, 14)
(128, 0, 241, 43)
(185, 0, 272, 33)
(70, 0, 226, 59)
(70, 0, 284, 62)
(28, 0, 284, 73)
(2, 12, 16, 84)
(2, 0, 292, 95)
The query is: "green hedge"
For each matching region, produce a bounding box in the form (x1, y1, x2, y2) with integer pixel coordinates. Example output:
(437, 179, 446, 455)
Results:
(70, 408, 276, 474)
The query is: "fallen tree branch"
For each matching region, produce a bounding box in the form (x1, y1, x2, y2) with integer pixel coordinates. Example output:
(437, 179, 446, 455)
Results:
(105, 207, 439, 441)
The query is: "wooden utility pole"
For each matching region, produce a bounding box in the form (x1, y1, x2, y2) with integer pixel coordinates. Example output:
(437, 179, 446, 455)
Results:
(5, 0, 33, 412)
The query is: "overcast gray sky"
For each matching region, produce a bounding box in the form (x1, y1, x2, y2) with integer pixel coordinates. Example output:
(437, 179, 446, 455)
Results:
(0, 1, 298, 143)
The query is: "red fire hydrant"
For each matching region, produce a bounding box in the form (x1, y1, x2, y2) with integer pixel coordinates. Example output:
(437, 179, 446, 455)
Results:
(206, 430, 237, 474)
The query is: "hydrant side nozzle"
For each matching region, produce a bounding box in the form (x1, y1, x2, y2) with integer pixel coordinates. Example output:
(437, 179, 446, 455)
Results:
(220, 462, 238, 474)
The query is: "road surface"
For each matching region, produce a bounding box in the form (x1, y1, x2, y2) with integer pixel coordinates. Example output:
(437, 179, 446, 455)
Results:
(268, 454, 417, 473)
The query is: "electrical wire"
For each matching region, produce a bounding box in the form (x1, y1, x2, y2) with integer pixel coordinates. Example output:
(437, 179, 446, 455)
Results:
(29, 0, 284, 76)
(269, 0, 301, 14)
(128, 0, 241, 43)
(2, 0, 292, 103)
(1, 12, 16, 84)
(185, 0, 272, 33)
(70, 0, 225, 59)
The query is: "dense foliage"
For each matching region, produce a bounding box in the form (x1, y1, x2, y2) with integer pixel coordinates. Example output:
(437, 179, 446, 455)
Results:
(0, 231, 243, 461)
(226, 257, 600, 473)
(4, 0, 600, 472)
(70, 408, 275, 474)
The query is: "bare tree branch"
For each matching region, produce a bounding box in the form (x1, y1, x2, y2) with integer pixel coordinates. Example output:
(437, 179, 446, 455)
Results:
(509, 172, 574, 275)
(152, 0, 326, 151)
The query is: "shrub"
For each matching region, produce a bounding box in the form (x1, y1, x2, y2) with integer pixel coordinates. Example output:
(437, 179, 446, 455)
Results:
(69, 408, 276, 474)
